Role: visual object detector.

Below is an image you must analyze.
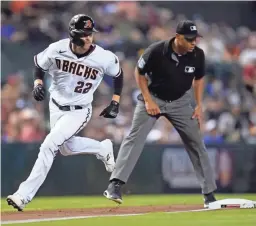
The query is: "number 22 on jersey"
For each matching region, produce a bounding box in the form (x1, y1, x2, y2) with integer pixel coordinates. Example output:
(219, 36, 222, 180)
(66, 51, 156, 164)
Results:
(74, 81, 92, 94)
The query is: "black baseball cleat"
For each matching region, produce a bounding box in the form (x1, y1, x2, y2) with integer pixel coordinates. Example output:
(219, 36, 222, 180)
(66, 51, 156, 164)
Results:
(103, 181, 123, 204)
(204, 192, 217, 208)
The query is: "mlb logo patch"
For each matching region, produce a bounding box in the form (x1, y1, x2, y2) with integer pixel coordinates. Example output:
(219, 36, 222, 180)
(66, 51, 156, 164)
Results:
(185, 66, 195, 73)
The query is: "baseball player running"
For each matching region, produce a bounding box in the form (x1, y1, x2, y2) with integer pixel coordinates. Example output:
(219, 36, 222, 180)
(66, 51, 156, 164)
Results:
(7, 14, 124, 211)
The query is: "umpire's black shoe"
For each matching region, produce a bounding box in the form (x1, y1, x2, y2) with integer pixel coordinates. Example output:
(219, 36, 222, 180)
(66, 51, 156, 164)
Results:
(103, 181, 123, 204)
(204, 192, 217, 208)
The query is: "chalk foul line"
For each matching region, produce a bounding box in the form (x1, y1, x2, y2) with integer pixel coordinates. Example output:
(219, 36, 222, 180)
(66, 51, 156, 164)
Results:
(1, 209, 212, 224)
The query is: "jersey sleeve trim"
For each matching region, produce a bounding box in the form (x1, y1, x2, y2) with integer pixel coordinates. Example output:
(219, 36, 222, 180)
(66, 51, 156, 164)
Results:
(34, 55, 49, 72)
(114, 68, 122, 77)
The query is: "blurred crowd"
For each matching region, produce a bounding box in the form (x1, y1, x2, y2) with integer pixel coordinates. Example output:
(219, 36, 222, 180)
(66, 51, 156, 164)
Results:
(1, 74, 46, 143)
(1, 1, 256, 144)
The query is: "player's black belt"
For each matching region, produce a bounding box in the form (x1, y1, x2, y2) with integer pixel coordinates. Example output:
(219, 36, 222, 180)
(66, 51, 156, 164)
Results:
(52, 98, 83, 111)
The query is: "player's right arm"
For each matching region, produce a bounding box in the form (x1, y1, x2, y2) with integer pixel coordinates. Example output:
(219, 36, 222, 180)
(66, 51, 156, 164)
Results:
(135, 44, 161, 116)
(32, 45, 53, 101)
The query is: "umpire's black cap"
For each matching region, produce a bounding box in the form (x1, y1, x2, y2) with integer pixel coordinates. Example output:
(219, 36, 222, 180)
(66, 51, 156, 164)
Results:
(176, 20, 203, 39)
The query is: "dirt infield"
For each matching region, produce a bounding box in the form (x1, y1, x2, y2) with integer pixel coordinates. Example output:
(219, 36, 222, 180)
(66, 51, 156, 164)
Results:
(2, 204, 203, 221)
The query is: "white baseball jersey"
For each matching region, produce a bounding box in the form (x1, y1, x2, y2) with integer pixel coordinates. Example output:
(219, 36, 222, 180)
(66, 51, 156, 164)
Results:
(34, 38, 121, 106)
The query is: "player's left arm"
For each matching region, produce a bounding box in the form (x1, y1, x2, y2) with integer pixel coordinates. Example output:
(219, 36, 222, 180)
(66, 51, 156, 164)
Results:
(192, 49, 205, 128)
(100, 52, 123, 118)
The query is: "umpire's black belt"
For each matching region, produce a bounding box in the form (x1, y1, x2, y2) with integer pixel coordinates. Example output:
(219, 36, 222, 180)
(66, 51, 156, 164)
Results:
(152, 93, 172, 103)
(52, 98, 83, 111)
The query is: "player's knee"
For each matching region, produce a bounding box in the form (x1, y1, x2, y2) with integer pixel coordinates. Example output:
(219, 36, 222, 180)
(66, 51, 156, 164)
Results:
(39, 139, 59, 158)
(59, 142, 72, 156)
(59, 146, 69, 156)
(40, 131, 67, 156)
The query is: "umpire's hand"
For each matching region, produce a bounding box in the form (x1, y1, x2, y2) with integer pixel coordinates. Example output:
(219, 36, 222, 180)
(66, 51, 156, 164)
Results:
(145, 99, 161, 116)
(100, 100, 119, 118)
(192, 105, 203, 129)
(32, 84, 45, 101)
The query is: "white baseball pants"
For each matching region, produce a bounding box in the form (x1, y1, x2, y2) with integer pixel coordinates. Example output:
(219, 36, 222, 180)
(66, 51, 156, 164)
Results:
(14, 99, 105, 202)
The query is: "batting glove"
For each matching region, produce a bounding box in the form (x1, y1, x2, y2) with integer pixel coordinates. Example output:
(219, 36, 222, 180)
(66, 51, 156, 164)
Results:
(32, 84, 45, 101)
(99, 100, 119, 118)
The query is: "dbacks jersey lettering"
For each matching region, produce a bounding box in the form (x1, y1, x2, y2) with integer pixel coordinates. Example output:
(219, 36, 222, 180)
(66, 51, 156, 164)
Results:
(34, 38, 121, 105)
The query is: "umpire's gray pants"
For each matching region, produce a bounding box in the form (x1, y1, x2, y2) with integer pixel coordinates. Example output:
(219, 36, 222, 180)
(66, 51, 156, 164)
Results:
(110, 91, 217, 194)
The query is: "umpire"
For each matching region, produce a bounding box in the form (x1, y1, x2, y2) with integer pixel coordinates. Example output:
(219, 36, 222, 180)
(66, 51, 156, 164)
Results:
(104, 20, 217, 208)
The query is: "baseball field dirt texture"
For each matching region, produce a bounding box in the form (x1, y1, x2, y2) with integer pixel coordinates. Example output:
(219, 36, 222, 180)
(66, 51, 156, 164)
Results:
(1, 194, 256, 226)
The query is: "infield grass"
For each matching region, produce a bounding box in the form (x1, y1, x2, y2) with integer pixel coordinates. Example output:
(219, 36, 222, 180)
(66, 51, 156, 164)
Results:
(1, 194, 256, 226)
(1, 194, 256, 211)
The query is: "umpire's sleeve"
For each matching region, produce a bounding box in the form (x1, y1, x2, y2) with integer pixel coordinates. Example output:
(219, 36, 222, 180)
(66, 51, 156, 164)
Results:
(136, 45, 154, 75)
(194, 49, 205, 80)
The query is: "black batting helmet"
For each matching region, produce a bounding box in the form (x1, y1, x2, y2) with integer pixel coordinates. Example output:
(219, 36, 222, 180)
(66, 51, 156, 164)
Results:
(69, 14, 98, 46)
